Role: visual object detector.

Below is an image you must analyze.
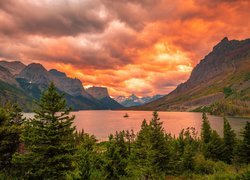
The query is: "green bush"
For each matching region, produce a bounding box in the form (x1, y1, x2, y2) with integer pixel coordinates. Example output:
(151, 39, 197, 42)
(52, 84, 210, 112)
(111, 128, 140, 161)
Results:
(194, 154, 215, 174)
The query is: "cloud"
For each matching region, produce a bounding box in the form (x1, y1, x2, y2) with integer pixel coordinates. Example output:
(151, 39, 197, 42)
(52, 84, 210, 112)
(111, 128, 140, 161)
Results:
(0, 0, 111, 37)
(0, 0, 249, 96)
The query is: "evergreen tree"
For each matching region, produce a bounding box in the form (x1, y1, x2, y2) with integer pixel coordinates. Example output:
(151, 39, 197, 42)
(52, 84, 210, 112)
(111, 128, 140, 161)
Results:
(75, 131, 101, 179)
(201, 112, 212, 144)
(130, 112, 171, 179)
(205, 130, 224, 161)
(128, 119, 152, 178)
(239, 121, 250, 164)
(182, 144, 195, 171)
(0, 104, 24, 173)
(125, 129, 135, 155)
(13, 83, 76, 179)
(177, 128, 199, 172)
(104, 131, 129, 179)
(222, 117, 236, 164)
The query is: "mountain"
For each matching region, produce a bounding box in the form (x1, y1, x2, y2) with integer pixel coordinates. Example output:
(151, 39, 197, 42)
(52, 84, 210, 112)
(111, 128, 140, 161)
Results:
(115, 94, 164, 107)
(49, 69, 91, 98)
(0, 61, 122, 111)
(17, 63, 51, 90)
(134, 37, 250, 117)
(16, 63, 108, 110)
(0, 65, 20, 86)
(0, 60, 26, 75)
(0, 63, 34, 110)
(86, 86, 123, 109)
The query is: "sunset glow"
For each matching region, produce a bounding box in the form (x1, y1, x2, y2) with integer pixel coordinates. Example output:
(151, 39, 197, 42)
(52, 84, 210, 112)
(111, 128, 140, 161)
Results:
(0, 0, 249, 96)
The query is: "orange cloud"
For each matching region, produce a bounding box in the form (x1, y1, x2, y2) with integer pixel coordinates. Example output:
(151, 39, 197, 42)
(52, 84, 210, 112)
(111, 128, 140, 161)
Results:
(0, 0, 249, 97)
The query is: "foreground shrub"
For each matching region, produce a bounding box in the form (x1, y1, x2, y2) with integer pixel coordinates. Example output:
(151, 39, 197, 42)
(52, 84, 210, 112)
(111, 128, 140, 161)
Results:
(194, 154, 215, 174)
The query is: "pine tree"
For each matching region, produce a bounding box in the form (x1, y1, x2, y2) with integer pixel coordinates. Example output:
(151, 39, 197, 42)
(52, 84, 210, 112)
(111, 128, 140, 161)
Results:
(222, 117, 236, 164)
(182, 144, 195, 171)
(13, 83, 76, 179)
(205, 130, 224, 161)
(201, 112, 212, 144)
(75, 131, 100, 179)
(130, 112, 171, 179)
(0, 104, 24, 173)
(104, 131, 129, 179)
(128, 119, 152, 178)
(239, 121, 250, 164)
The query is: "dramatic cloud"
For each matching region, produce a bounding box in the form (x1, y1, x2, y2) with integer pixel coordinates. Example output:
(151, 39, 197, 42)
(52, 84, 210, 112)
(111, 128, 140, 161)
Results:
(0, 0, 249, 96)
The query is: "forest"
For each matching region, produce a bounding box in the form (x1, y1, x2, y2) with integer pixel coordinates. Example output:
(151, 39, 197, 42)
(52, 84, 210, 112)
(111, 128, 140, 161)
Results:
(0, 83, 249, 179)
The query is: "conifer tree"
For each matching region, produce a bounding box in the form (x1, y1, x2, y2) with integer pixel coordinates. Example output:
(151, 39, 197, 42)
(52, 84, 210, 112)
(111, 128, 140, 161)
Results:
(75, 131, 100, 179)
(13, 83, 76, 179)
(222, 117, 236, 164)
(0, 104, 24, 172)
(104, 131, 129, 179)
(131, 112, 171, 179)
(182, 144, 195, 171)
(239, 121, 250, 164)
(205, 130, 224, 161)
(201, 112, 212, 144)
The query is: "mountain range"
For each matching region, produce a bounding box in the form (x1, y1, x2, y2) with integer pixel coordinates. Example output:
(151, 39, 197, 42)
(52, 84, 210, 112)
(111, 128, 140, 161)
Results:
(115, 94, 163, 107)
(132, 37, 250, 117)
(0, 61, 122, 111)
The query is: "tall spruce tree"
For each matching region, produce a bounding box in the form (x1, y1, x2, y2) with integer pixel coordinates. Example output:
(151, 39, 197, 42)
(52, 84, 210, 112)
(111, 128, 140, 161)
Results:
(222, 117, 236, 164)
(13, 83, 76, 179)
(205, 130, 224, 161)
(130, 112, 171, 179)
(0, 104, 24, 173)
(239, 121, 250, 164)
(201, 112, 212, 144)
(104, 131, 129, 179)
(75, 131, 101, 179)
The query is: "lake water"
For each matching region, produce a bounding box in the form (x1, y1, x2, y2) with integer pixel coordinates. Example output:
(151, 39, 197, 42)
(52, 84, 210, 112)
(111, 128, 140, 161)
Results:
(24, 111, 249, 141)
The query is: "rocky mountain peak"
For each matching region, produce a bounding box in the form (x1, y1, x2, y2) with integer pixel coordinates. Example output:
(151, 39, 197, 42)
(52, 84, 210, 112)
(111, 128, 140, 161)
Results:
(172, 37, 250, 96)
(19, 63, 46, 74)
(129, 94, 139, 100)
(86, 86, 110, 99)
(0, 65, 19, 86)
(136, 37, 250, 113)
(17, 63, 51, 87)
(49, 69, 67, 77)
(0, 60, 26, 75)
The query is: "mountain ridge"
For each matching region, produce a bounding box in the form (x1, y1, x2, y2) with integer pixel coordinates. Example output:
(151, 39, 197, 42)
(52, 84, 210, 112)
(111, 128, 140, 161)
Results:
(0, 61, 122, 111)
(132, 37, 250, 117)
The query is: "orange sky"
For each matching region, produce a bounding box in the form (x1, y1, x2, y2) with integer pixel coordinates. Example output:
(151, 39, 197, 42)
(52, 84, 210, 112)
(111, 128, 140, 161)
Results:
(0, 0, 249, 97)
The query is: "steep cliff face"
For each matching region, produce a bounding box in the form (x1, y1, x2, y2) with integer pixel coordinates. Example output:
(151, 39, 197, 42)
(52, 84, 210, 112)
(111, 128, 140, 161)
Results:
(134, 37, 250, 115)
(86, 86, 123, 109)
(86, 86, 109, 99)
(0, 61, 26, 75)
(49, 69, 91, 98)
(171, 37, 250, 96)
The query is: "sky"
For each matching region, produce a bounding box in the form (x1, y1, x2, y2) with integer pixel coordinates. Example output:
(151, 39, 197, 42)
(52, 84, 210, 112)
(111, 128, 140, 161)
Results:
(0, 0, 249, 97)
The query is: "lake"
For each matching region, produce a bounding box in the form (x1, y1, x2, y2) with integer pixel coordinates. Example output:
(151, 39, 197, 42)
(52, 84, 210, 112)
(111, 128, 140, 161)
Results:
(24, 111, 249, 141)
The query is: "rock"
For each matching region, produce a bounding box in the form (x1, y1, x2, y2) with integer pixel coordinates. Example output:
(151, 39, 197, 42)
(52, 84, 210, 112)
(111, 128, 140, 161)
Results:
(86, 86, 110, 99)
(0, 60, 26, 75)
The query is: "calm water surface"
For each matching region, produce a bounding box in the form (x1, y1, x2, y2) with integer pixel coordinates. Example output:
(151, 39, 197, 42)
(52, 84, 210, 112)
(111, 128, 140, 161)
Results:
(24, 111, 249, 141)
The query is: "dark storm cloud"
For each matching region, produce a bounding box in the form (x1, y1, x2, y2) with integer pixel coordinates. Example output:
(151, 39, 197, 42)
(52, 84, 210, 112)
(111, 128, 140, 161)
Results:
(0, 0, 112, 37)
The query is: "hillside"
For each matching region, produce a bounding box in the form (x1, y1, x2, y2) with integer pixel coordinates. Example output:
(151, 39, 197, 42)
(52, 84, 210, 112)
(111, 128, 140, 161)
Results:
(133, 37, 250, 117)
